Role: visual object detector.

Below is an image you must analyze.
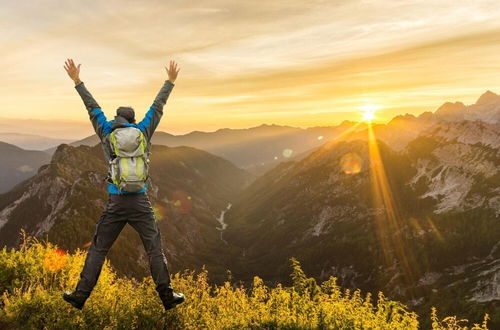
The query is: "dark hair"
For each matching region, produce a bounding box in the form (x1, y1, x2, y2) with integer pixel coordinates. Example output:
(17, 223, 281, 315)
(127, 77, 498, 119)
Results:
(116, 106, 136, 123)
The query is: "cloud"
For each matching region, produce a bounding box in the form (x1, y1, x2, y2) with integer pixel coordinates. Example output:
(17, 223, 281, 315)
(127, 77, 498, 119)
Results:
(1, 0, 500, 137)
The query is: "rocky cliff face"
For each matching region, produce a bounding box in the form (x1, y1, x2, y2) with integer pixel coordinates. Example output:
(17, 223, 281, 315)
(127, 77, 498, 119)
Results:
(0, 143, 254, 282)
(0, 144, 107, 246)
(406, 121, 499, 215)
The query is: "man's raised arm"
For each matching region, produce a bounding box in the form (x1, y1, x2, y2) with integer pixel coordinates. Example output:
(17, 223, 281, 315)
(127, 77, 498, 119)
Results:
(137, 60, 180, 141)
(64, 58, 111, 140)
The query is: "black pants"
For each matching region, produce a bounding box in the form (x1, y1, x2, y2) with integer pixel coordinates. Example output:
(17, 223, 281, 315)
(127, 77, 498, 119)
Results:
(75, 193, 173, 299)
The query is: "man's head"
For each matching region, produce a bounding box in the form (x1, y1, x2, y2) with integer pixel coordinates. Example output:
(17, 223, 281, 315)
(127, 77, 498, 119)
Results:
(116, 106, 136, 123)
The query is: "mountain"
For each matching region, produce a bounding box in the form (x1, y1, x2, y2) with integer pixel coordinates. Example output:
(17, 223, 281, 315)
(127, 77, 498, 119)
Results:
(433, 91, 500, 123)
(0, 132, 72, 150)
(308, 90, 500, 154)
(0, 141, 51, 193)
(434, 101, 467, 118)
(47, 123, 367, 175)
(0, 143, 254, 282)
(476, 90, 500, 106)
(221, 119, 500, 324)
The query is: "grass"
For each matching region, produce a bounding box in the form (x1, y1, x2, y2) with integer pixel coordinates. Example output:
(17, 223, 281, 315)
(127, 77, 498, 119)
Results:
(0, 232, 489, 329)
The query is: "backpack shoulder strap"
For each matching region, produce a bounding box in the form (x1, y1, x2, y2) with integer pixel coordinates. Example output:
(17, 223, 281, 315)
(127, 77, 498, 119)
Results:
(138, 129, 147, 155)
(109, 129, 120, 156)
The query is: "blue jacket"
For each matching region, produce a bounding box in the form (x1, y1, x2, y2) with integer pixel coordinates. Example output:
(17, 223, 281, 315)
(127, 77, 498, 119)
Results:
(75, 80, 175, 194)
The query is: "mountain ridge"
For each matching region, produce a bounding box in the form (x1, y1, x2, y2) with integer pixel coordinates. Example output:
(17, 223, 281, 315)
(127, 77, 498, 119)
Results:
(0, 143, 254, 283)
(40, 89, 498, 175)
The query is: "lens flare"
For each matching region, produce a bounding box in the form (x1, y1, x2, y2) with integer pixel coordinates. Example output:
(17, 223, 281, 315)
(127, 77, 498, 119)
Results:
(170, 190, 192, 214)
(282, 148, 293, 157)
(43, 248, 68, 272)
(300, 121, 363, 168)
(340, 152, 362, 174)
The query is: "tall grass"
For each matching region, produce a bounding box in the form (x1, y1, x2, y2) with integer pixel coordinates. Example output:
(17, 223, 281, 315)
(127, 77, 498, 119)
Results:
(0, 232, 489, 329)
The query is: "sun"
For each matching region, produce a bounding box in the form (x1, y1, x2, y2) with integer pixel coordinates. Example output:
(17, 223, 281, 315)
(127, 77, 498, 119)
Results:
(359, 104, 380, 122)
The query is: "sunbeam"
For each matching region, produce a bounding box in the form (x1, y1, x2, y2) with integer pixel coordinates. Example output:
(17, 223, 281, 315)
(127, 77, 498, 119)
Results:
(367, 121, 420, 295)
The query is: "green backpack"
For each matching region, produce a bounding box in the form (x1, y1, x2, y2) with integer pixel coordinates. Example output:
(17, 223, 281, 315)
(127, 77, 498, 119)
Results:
(108, 127, 149, 193)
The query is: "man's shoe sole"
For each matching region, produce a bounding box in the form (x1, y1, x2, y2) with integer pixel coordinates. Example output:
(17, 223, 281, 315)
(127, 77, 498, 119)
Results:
(62, 293, 84, 310)
(164, 296, 185, 310)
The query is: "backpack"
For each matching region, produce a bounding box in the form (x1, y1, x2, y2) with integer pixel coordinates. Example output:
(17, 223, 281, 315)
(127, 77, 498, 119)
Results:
(108, 127, 150, 193)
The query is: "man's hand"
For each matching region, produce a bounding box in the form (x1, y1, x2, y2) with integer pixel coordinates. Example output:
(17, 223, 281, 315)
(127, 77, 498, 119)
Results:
(64, 58, 82, 85)
(165, 60, 180, 84)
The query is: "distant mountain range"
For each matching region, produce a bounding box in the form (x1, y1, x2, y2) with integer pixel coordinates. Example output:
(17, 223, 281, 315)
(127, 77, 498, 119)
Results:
(45, 122, 368, 175)
(0, 142, 51, 193)
(433, 90, 500, 123)
(0, 132, 71, 150)
(43, 90, 500, 175)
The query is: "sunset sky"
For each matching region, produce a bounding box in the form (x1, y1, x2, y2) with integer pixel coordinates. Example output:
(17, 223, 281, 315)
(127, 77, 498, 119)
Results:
(1, 0, 500, 139)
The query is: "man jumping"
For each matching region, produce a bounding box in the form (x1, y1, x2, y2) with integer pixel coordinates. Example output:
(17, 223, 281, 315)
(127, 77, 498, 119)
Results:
(61, 58, 185, 311)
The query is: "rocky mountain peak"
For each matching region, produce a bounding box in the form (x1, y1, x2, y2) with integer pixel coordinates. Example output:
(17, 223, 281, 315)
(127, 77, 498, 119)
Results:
(388, 113, 417, 125)
(417, 111, 435, 121)
(475, 90, 500, 105)
(49, 144, 106, 176)
(435, 101, 466, 117)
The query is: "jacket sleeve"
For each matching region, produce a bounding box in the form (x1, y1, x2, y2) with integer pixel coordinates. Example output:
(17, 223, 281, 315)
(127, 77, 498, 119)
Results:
(75, 82, 112, 141)
(137, 80, 175, 141)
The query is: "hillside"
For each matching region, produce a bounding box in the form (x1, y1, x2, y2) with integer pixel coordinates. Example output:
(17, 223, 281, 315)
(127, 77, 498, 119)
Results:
(222, 120, 500, 326)
(0, 143, 254, 283)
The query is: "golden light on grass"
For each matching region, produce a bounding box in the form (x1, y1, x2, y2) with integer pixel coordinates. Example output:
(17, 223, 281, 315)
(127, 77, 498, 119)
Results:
(359, 104, 380, 122)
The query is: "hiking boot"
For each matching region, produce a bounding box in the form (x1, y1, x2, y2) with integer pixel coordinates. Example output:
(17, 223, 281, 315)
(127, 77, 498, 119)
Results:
(161, 291, 185, 310)
(62, 291, 89, 310)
